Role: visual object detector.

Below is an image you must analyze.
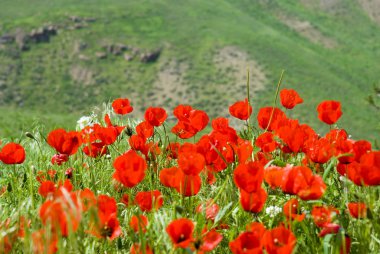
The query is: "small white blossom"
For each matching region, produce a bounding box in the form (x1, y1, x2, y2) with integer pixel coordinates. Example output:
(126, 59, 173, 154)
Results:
(76, 113, 98, 130)
(265, 206, 282, 217)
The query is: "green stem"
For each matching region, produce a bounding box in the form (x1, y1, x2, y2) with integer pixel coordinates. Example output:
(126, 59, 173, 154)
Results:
(246, 69, 251, 129)
(265, 70, 285, 132)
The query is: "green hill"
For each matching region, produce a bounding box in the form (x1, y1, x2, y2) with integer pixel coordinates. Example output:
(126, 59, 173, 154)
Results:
(0, 0, 379, 141)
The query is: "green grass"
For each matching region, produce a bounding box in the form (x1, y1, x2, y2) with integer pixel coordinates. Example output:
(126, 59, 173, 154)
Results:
(0, 0, 379, 141)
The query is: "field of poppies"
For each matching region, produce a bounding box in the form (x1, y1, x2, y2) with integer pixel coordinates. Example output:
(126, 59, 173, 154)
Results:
(0, 80, 379, 253)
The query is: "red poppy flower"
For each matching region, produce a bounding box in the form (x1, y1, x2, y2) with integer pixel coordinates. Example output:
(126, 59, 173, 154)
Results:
(93, 215, 122, 241)
(129, 215, 148, 233)
(166, 142, 181, 159)
(175, 174, 202, 196)
(91, 195, 121, 240)
(97, 195, 117, 222)
(210, 118, 239, 148)
(186, 108, 209, 132)
(159, 166, 184, 188)
(240, 188, 267, 213)
(136, 121, 154, 139)
(92, 125, 121, 146)
(233, 139, 253, 164)
(283, 198, 305, 222)
(317, 100, 343, 125)
(39, 194, 81, 237)
(318, 223, 341, 237)
(347, 202, 367, 219)
(134, 190, 163, 212)
(32, 229, 58, 254)
(255, 132, 278, 153)
(264, 165, 288, 189)
(360, 151, 380, 186)
(276, 121, 309, 153)
(311, 205, 339, 227)
(38, 181, 56, 198)
(129, 134, 146, 152)
(234, 161, 264, 193)
(173, 104, 193, 121)
(83, 142, 107, 158)
(304, 137, 333, 164)
(346, 161, 364, 185)
(341, 235, 351, 254)
(229, 98, 252, 120)
(257, 107, 287, 131)
(0, 142, 26, 165)
(113, 150, 147, 188)
(196, 228, 223, 253)
(352, 140, 372, 162)
(166, 218, 195, 248)
(121, 194, 130, 206)
(51, 153, 69, 165)
(281, 166, 326, 200)
(142, 141, 161, 160)
(196, 200, 220, 221)
(336, 139, 355, 164)
(178, 151, 205, 175)
(79, 188, 96, 212)
(112, 98, 133, 115)
(144, 107, 167, 127)
(172, 105, 209, 139)
(229, 231, 263, 254)
(263, 225, 296, 254)
(47, 129, 82, 156)
(280, 89, 303, 109)
(130, 243, 154, 254)
(246, 222, 266, 237)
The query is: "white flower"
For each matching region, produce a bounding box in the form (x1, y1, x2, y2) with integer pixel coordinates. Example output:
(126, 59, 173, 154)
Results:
(76, 113, 98, 130)
(265, 206, 282, 217)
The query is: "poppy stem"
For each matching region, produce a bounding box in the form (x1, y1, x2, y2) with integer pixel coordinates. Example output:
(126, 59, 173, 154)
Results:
(246, 68, 251, 130)
(265, 70, 285, 132)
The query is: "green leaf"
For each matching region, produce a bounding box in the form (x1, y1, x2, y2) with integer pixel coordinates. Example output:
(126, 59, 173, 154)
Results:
(214, 202, 233, 224)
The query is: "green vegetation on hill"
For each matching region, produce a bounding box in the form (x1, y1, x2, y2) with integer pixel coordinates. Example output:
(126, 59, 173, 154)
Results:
(0, 0, 379, 141)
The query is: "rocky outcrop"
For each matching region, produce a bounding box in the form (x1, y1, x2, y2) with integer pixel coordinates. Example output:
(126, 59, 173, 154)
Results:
(102, 43, 129, 55)
(140, 49, 161, 63)
(29, 25, 57, 43)
(0, 34, 14, 44)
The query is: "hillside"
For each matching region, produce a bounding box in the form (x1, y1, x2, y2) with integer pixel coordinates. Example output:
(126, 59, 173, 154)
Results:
(0, 0, 379, 141)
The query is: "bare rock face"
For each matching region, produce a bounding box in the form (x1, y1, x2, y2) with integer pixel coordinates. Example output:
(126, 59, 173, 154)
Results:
(102, 43, 128, 55)
(95, 52, 107, 59)
(0, 34, 14, 44)
(29, 26, 57, 43)
(78, 54, 90, 61)
(140, 49, 161, 63)
(14, 29, 29, 51)
(124, 53, 134, 61)
(69, 16, 96, 23)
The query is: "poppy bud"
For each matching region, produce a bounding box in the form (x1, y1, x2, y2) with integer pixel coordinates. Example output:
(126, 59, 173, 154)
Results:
(25, 132, 36, 140)
(124, 126, 134, 137)
(175, 205, 184, 214)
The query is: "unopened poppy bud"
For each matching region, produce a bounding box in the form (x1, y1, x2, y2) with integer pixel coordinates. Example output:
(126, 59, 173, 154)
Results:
(124, 126, 134, 137)
(175, 205, 184, 214)
(25, 132, 36, 140)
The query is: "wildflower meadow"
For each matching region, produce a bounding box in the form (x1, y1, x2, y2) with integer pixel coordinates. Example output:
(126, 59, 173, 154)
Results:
(0, 74, 379, 254)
